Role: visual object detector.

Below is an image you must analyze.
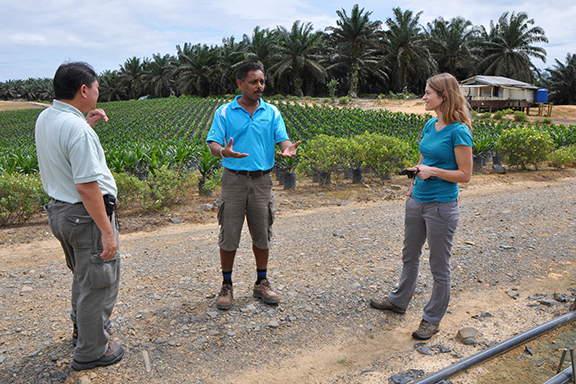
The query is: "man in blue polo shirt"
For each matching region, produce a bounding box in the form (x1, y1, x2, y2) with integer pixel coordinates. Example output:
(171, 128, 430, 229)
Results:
(206, 62, 300, 310)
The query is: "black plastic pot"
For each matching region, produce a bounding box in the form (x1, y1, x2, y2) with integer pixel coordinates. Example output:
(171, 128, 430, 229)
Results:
(473, 155, 486, 173)
(318, 171, 331, 186)
(352, 168, 363, 184)
(283, 172, 296, 190)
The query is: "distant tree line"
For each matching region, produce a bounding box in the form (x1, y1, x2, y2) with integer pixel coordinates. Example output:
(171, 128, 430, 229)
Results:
(1, 5, 575, 104)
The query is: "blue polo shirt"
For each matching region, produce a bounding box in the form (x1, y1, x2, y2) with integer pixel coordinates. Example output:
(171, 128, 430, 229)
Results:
(412, 118, 473, 203)
(206, 96, 289, 171)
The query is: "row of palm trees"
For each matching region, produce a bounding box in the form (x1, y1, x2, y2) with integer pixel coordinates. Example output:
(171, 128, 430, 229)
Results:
(1, 6, 575, 104)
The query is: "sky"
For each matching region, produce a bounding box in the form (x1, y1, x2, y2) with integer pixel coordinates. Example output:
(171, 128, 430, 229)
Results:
(1, 0, 575, 82)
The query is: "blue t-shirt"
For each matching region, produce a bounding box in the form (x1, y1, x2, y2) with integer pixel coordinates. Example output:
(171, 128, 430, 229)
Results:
(206, 96, 289, 171)
(412, 118, 473, 203)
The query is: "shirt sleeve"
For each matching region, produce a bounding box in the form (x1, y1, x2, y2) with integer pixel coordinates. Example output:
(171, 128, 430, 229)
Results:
(206, 107, 226, 145)
(272, 106, 289, 143)
(68, 132, 105, 184)
(452, 124, 473, 147)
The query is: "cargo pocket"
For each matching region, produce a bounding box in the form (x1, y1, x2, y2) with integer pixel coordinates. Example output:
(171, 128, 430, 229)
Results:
(217, 201, 225, 245)
(65, 213, 97, 249)
(87, 254, 118, 289)
(267, 199, 275, 241)
(217, 200, 225, 225)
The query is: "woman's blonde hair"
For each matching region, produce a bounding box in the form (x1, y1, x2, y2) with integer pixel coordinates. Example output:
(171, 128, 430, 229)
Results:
(427, 73, 472, 130)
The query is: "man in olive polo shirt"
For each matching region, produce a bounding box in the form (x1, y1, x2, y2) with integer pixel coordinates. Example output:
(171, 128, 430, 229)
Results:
(206, 62, 300, 310)
(35, 62, 123, 370)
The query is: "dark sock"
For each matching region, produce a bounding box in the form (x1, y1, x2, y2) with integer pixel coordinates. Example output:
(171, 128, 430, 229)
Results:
(222, 271, 232, 285)
(256, 269, 267, 284)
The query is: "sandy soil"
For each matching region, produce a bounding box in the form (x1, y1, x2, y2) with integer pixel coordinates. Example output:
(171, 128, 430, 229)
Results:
(0, 101, 48, 111)
(0, 171, 575, 384)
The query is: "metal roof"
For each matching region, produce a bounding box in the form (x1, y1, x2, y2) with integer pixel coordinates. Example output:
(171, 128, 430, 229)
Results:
(460, 75, 538, 89)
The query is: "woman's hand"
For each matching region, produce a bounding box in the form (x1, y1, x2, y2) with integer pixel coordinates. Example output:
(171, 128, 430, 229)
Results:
(415, 165, 436, 180)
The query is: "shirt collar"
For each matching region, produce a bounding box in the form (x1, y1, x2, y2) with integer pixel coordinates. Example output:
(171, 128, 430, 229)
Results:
(231, 95, 266, 112)
(52, 99, 86, 120)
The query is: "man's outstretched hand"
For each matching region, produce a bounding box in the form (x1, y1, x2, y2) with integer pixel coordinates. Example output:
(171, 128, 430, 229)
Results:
(277, 140, 301, 158)
(222, 138, 249, 158)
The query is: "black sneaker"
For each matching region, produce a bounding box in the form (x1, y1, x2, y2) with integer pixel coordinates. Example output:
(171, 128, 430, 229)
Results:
(72, 343, 124, 371)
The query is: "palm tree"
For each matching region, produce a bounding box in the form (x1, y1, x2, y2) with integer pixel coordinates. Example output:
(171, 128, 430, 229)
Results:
(384, 7, 436, 93)
(214, 36, 244, 94)
(326, 4, 383, 97)
(119, 57, 145, 99)
(143, 53, 176, 98)
(476, 12, 548, 83)
(546, 53, 576, 105)
(425, 17, 478, 79)
(175, 43, 218, 96)
(239, 26, 278, 70)
(99, 70, 125, 101)
(269, 21, 326, 97)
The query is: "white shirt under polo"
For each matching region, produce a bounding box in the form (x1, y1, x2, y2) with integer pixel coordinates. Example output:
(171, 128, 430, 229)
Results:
(35, 100, 117, 203)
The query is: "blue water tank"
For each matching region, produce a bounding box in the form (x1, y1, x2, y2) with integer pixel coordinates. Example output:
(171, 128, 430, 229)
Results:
(535, 88, 548, 103)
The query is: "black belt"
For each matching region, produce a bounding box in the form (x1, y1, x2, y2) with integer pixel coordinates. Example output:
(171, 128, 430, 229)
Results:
(225, 168, 272, 178)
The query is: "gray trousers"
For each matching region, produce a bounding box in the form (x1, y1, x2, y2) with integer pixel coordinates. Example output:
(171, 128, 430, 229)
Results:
(388, 198, 459, 324)
(46, 200, 120, 362)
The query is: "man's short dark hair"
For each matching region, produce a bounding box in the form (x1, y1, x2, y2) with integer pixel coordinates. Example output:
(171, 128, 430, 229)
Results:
(236, 62, 265, 80)
(53, 62, 98, 99)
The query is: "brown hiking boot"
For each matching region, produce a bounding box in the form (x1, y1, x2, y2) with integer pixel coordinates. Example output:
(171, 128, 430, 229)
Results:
(412, 320, 439, 340)
(72, 343, 124, 371)
(253, 279, 280, 305)
(369, 297, 406, 314)
(216, 283, 233, 310)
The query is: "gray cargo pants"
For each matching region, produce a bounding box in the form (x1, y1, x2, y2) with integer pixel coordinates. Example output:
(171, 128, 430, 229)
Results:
(388, 198, 459, 324)
(45, 200, 120, 362)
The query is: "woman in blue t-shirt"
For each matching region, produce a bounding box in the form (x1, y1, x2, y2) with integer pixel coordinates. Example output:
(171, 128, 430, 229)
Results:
(370, 73, 473, 340)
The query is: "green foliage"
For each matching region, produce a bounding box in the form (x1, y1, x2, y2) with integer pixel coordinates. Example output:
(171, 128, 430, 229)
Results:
(201, 167, 223, 195)
(496, 127, 554, 169)
(548, 145, 576, 168)
(541, 118, 553, 125)
(146, 166, 196, 210)
(297, 135, 344, 174)
(474, 112, 492, 120)
(196, 145, 221, 195)
(513, 111, 528, 122)
(541, 124, 576, 148)
(338, 96, 351, 105)
(115, 167, 197, 212)
(326, 79, 339, 99)
(275, 155, 300, 172)
(113, 172, 150, 211)
(473, 137, 494, 158)
(0, 173, 48, 226)
(492, 110, 505, 120)
(382, 91, 419, 100)
(351, 132, 415, 178)
(298, 133, 414, 180)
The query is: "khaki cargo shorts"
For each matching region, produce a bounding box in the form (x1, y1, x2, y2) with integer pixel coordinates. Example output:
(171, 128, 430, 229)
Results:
(217, 169, 275, 251)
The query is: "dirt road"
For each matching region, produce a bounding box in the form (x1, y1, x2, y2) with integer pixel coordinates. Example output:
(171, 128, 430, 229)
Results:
(0, 175, 575, 384)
